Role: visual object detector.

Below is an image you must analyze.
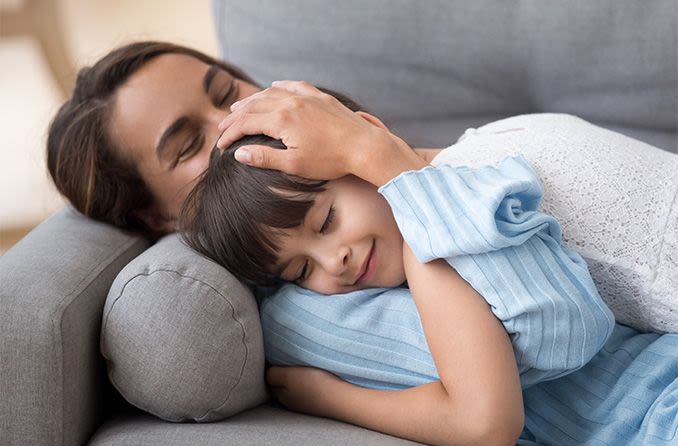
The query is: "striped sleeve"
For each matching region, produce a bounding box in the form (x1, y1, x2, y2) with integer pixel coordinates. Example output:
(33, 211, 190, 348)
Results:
(260, 284, 440, 390)
(378, 154, 615, 386)
(376, 154, 553, 261)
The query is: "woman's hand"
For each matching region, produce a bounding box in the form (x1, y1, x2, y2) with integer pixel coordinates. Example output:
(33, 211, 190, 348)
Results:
(216, 80, 427, 187)
(266, 365, 342, 417)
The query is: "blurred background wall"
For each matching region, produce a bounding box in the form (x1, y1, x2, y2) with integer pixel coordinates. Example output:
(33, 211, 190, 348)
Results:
(0, 0, 218, 253)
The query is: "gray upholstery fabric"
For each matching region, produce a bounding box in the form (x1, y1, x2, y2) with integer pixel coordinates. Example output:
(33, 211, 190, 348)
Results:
(100, 235, 268, 423)
(0, 207, 149, 446)
(88, 403, 424, 445)
(214, 0, 677, 153)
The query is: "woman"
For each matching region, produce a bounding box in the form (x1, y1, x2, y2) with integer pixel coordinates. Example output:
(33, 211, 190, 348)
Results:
(46, 41, 434, 237)
(47, 41, 260, 236)
(47, 42, 676, 445)
(48, 41, 503, 444)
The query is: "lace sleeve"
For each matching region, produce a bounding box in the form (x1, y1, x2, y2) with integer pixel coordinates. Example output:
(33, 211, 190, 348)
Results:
(433, 113, 678, 333)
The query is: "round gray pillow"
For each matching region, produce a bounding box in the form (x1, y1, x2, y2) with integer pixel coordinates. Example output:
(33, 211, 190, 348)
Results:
(100, 234, 268, 422)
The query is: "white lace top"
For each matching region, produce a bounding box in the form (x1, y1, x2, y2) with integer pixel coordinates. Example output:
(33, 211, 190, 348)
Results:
(432, 113, 678, 333)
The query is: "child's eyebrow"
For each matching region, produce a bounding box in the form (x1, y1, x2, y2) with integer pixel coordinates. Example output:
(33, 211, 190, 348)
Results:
(272, 193, 328, 277)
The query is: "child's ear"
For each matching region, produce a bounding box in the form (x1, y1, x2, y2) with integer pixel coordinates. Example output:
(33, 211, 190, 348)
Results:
(355, 111, 389, 131)
(136, 206, 176, 234)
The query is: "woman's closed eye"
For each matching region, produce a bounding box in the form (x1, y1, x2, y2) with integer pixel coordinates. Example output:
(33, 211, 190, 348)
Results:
(294, 205, 336, 284)
(171, 82, 238, 168)
(218, 81, 239, 108)
(173, 133, 205, 168)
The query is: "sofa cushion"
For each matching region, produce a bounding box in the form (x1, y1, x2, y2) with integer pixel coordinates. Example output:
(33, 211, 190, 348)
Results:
(89, 403, 424, 445)
(214, 0, 677, 153)
(100, 235, 268, 422)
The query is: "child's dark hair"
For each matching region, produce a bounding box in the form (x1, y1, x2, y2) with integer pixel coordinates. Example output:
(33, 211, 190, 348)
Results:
(179, 88, 362, 287)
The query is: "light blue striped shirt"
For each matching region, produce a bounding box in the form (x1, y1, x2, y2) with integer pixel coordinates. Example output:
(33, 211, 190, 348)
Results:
(259, 155, 677, 444)
(261, 155, 615, 389)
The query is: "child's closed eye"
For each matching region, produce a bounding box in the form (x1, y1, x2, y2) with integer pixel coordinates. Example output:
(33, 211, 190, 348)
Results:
(294, 205, 337, 284)
(320, 205, 335, 234)
(295, 261, 309, 284)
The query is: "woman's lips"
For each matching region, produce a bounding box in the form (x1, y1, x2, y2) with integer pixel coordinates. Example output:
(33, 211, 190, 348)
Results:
(356, 240, 376, 285)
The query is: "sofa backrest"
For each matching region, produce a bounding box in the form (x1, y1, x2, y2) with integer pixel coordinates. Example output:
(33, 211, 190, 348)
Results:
(214, 0, 677, 153)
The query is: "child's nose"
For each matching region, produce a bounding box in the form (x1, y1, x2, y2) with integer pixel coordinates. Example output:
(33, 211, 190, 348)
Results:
(323, 245, 350, 277)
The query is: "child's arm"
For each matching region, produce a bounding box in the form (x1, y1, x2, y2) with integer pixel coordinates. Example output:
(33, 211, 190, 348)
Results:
(379, 155, 615, 385)
(266, 243, 523, 446)
(413, 147, 444, 164)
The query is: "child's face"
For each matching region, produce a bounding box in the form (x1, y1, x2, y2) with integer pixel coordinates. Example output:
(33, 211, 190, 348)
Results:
(271, 174, 405, 295)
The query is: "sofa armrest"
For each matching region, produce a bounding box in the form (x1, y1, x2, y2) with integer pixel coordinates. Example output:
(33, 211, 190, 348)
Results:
(0, 207, 149, 446)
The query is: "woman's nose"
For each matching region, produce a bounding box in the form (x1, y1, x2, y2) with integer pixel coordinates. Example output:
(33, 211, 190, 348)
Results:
(207, 109, 231, 147)
(209, 107, 230, 124)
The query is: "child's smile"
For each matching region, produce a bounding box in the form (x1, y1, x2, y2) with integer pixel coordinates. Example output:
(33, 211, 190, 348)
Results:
(271, 174, 406, 295)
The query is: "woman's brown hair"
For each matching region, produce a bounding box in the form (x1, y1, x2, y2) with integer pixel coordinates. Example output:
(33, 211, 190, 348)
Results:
(46, 41, 258, 238)
(180, 90, 362, 287)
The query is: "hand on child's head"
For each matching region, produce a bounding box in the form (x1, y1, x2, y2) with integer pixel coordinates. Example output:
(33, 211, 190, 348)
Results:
(180, 135, 330, 289)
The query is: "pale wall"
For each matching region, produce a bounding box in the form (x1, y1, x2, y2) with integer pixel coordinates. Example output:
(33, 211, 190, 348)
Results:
(0, 0, 217, 250)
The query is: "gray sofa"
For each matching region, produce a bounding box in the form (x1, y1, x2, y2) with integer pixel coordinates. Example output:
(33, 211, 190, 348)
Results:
(1, 1, 676, 445)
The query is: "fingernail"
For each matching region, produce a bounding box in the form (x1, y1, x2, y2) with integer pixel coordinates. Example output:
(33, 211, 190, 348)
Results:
(234, 147, 252, 164)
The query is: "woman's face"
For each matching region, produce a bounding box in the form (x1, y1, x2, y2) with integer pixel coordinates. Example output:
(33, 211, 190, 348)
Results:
(109, 54, 260, 232)
(271, 175, 406, 295)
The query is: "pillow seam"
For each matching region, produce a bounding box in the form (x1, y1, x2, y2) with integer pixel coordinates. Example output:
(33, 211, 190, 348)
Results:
(101, 268, 251, 421)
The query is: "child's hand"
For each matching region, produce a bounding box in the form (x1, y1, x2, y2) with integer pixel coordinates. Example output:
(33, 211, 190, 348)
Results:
(266, 365, 342, 417)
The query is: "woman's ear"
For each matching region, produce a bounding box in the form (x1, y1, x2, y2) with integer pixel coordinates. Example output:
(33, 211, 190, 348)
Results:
(355, 111, 390, 131)
(136, 207, 176, 234)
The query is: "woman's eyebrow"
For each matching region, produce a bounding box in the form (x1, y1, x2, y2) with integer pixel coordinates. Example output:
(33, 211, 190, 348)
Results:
(155, 116, 189, 162)
(202, 64, 220, 94)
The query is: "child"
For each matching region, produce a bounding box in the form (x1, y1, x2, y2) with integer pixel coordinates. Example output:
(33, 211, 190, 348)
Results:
(180, 137, 614, 388)
(179, 103, 677, 444)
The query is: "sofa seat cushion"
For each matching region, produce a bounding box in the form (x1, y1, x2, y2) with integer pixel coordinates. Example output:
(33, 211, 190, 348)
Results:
(88, 403, 424, 446)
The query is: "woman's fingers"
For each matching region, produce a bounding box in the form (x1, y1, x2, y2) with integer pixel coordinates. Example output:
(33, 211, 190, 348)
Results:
(215, 79, 407, 181)
(227, 81, 316, 114)
(219, 92, 280, 131)
(221, 97, 280, 130)
(228, 86, 290, 114)
(216, 110, 281, 149)
(271, 80, 325, 97)
(231, 144, 289, 171)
